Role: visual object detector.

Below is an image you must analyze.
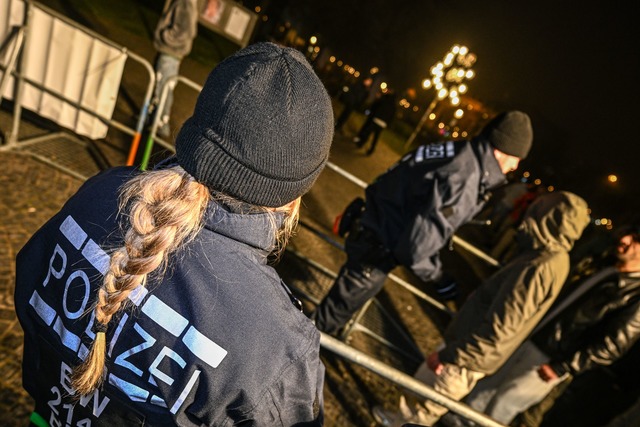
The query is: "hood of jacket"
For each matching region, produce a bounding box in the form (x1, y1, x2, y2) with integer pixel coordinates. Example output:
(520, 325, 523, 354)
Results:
(202, 200, 284, 254)
(518, 191, 590, 252)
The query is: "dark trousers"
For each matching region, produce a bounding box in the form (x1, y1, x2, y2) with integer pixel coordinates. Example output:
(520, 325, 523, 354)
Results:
(313, 225, 396, 334)
(355, 119, 384, 155)
(335, 105, 355, 131)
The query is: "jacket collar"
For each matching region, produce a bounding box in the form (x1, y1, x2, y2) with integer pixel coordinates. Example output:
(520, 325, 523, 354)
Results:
(471, 138, 507, 199)
(202, 200, 283, 252)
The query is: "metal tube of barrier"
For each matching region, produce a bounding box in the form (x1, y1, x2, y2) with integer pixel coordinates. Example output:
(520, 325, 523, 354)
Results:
(0, 26, 25, 108)
(451, 235, 500, 267)
(324, 161, 369, 189)
(8, 1, 32, 146)
(320, 333, 507, 427)
(124, 48, 156, 167)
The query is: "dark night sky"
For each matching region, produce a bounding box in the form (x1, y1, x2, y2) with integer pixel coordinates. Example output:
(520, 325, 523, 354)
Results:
(286, 1, 640, 225)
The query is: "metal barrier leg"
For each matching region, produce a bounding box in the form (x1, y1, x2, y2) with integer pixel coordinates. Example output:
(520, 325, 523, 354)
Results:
(0, 26, 25, 108)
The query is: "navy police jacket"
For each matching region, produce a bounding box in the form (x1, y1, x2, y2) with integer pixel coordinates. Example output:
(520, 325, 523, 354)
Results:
(15, 167, 324, 426)
(360, 138, 506, 282)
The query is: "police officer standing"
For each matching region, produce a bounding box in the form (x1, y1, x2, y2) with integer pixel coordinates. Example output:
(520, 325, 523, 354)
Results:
(313, 111, 534, 335)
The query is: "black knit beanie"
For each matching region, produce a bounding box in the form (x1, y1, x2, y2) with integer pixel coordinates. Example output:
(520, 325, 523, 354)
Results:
(482, 111, 533, 159)
(175, 42, 334, 207)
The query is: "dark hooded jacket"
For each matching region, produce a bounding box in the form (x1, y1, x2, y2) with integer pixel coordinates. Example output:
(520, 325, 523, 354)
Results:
(154, 0, 198, 59)
(439, 191, 590, 375)
(360, 138, 506, 283)
(15, 167, 324, 426)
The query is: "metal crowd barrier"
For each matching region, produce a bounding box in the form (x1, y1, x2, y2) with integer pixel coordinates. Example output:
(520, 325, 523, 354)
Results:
(0, 0, 155, 179)
(321, 333, 507, 427)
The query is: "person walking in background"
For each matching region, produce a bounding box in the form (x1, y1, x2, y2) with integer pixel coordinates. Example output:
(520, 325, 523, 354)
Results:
(151, 0, 199, 139)
(373, 191, 590, 427)
(15, 42, 334, 426)
(312, 111, 534, 335)
(452, 224, 640, 427)
(353, 89, 398, 156)
(335, 76, 373, 134)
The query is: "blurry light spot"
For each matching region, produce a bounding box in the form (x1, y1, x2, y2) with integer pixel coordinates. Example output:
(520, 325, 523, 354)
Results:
(608, 174, 618, 183)
(534, 179, 541, 185)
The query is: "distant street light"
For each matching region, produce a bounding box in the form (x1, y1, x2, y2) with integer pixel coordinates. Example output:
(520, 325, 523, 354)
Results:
(404, 45, 476, 149)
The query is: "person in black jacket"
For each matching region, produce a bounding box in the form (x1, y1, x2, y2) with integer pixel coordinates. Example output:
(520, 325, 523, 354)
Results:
(448, 224, 640, 426)
(15, 42, 333, 426)
(353, 89, 397, 155)
(151, 0, 199, 138)
(312, 111, 534, 335)
(335, 76, 373, 134)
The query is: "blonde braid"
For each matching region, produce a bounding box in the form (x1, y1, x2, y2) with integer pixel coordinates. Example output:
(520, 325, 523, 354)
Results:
(72, 166, 210, 395)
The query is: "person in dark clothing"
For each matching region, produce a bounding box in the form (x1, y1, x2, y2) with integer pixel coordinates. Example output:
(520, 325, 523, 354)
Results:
(15, 42, 334, 426)
(335, 76, 373, 134)
(353, 90, 398, 155)
(151, 0, 218, 138)
(312, 111, 534, 335)
(449, 224, 640, 427)
(151, 0, 199, 138)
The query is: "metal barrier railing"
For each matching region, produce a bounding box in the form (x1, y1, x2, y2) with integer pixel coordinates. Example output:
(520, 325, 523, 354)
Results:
(321, 333, 507, 427)
(0, 1, 155, 179)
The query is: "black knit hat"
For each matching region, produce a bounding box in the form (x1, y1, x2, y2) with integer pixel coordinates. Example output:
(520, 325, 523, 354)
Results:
(482, 111, 533, 159)
(175, 42, 334, 207)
